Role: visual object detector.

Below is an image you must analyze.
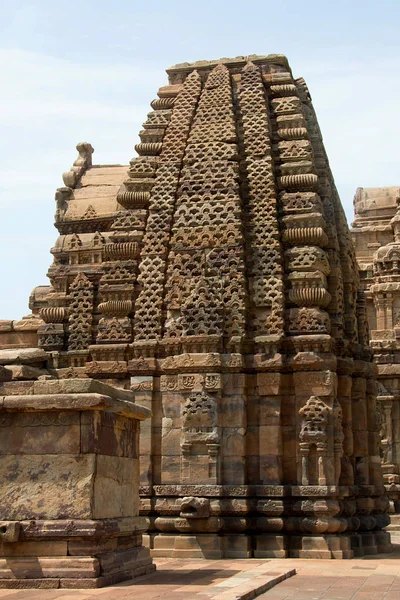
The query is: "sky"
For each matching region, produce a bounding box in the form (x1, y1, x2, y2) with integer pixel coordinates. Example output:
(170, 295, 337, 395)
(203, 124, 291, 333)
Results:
(0, 0, 399, 319)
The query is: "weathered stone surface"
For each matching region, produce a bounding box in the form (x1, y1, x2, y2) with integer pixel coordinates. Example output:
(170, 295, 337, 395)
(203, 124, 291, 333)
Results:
(0, 454, 96, 520)
(352, 186, 400, 512)
(0, 348, 47, 366)
(0, 378, 152, 587)
(93, 455, 140, 518)
(0, 54, 392, 569)
(0, 366, 12, 382)
(81, 412, 138, 458)
(0, 412, 81, 455)
(3, 365, 48, 380)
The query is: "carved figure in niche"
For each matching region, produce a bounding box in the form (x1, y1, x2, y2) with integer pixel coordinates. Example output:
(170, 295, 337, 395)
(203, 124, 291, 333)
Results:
(299, 396, 330, 486)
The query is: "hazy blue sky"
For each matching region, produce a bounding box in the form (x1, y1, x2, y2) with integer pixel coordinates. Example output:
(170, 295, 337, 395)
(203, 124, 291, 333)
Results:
(1, 0, 399, 318)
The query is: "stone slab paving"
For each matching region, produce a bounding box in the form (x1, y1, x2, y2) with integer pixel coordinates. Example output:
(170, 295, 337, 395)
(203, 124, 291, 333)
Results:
(0, 536, 399, 600)
(0, 559, 294, 600)
(258, 535, 400, 600)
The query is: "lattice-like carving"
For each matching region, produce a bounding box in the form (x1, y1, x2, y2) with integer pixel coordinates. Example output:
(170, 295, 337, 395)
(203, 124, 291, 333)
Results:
(161, 63, 246, 349)
(239, 62, 284, 341)
(97, 316, 131, 343)
(133, 73, 202, 342)
(287, 307, 331, 334)
(285, 246, 330, 275)
(67, 273, 94, 350)
(182, 391, 217, 430)
(181, 279, 223, 336)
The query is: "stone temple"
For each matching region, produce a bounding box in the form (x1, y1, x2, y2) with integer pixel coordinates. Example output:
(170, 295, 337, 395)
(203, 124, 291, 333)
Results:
(352, 186, 400, 516)
(0, 54, 392, 585)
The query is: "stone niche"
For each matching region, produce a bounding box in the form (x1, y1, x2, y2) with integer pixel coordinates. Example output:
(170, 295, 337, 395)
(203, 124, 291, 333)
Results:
(0, 377, 154, 588)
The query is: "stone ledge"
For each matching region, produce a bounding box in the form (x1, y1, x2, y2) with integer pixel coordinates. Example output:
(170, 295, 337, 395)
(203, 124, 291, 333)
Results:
(0, 393, 150, 419)
(167, 54, 290, 74)
(0, 348, 47, 366)
(0, 378, 151, 420)
(32, 378, 135, 401)
(19, 517, 148, 539)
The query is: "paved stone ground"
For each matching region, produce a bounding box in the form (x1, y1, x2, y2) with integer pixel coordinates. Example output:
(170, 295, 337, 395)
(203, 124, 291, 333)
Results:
(0, 560, 293, 600)
(0, 535, 398, 600)
(258, 533, 400, 600)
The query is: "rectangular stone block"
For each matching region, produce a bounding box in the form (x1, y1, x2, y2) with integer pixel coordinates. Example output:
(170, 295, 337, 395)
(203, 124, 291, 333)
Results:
(0, 412, 80, 455)
(222, 458, 245, 485)
(352, 398, 367, 430)
(246, 425, 259, 456)
(293, 371, 336, 397)
(0, 454, 95, 520)
(260, 425, 283, 455)
(81, 412, 138, 458)
(259, 456, 282, 484)
(160, 393, 182, 425)
(68, 539, 118, 556)
(254, 534, 287, 558)
(161, 456, 181, 484)
(172, 534, 223, 558)
(0, 556, 100, 579)
(246, 456, 260, 482)
(222, 535, 251, 558)
(353, 430, 369, 455)
(182, 455, 216, 484)
(93, 455, 139, 519)
(222, 427, 246, 456)
(160, 426, 181, 456)
(97, 546, 152, 576)
(246, 395, 259, 425)
(259, 397, 281, 426)
(282, 456, 297, 485)
(223, 373, 246, 395)
(221, 395, 246, 427)
(139, 424, 152, 456)
(257, 372, 282, 395)
(0, 542, 68, 557)
(0, 381, 34, 396)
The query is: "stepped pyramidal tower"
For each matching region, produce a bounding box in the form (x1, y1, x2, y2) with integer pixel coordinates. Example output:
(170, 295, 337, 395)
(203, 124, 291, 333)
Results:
(0, 55, 392, 562)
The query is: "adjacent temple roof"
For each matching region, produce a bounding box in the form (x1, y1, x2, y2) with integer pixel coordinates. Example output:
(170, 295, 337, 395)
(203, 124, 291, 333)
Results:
(352, 186, 400, 272)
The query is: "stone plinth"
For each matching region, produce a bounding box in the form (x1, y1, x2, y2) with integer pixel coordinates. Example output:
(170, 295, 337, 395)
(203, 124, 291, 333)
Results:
(0, 379, 154, 588)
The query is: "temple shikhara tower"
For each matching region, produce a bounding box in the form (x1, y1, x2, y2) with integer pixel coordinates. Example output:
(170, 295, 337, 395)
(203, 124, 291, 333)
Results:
(0, 54, 392, 584)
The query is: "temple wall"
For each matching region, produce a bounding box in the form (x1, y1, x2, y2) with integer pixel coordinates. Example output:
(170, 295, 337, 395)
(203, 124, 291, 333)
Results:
(352, 186, 400, 512)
